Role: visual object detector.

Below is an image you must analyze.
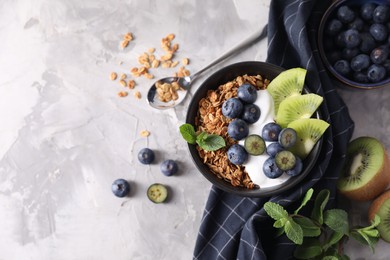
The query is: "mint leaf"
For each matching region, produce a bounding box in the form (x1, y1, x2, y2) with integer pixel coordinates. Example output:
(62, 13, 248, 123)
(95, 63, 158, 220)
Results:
(293, 216, 321, 237)
(324, 209, 349, 235)
(322, 256, 339, 260)
(351, 230, 379, 253)
(179, 124, 197, 144)
(274, 218, 288, 228)
(311, 189, 330, 225)
(294, 188, 314, 214)
(293, 238, 322, 259)
(323, 230, 344, 251)
(264, 202, 289, 221)
(196, 133, 226, 151)
(285, 218, 304, 245)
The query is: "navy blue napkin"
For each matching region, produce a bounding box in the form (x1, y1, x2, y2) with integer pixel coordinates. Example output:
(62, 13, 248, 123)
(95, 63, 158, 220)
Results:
(193, 0, 355, 259)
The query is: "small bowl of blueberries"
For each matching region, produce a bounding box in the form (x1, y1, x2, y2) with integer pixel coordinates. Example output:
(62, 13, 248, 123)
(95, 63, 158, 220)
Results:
(318, 0, 390, 89)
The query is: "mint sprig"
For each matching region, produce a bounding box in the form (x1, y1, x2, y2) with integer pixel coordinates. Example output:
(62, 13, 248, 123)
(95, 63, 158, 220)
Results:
(179, 123, 226, 151)
(264, 188, 381, 259)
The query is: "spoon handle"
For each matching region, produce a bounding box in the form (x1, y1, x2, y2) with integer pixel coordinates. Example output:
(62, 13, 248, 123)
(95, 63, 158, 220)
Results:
(190, 24, 268, 81)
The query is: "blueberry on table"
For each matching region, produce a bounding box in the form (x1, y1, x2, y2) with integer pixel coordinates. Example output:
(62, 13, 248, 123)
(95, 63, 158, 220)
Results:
(337, 5, 356, 24)
(367, 64, 387, 82)
(361, 3, 377, 21)
(333, 59, 351, 76)
(373, 5, 390, 23)
(369, 23, 388, 42)
(227, 144, 248, 165)
(222, 98, 243, 119)
(138, 148, 155, 164)
(351, 54, 370, 72)
(241, 103, 261, 124)
(227, 118, 249, 140)
(262, 122, 282, 142)
(111, 179, 130, 198)
(160, 159, 178, 176)
(263, 157, 283, 179)
(237, 83, 257, 104)
(370, 46, 389, 64)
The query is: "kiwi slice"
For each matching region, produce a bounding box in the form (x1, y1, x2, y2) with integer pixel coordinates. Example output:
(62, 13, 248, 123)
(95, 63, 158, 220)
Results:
(267, 68, 307, 113)
(276, 94, 324, 128)
(275, 150, 296, 171)
(337, 137, 390, 201)
(287, 118, 330, 159)
(368, 190, 390, 242)
(244, 134, 266, 155)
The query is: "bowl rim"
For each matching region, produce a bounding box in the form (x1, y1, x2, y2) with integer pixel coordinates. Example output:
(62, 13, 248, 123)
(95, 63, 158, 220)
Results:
(317, 0, 390, 90)
(185, 61, 324, 197)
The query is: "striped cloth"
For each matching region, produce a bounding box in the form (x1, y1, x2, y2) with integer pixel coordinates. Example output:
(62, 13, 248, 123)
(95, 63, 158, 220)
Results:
(193, 0, 355, 259)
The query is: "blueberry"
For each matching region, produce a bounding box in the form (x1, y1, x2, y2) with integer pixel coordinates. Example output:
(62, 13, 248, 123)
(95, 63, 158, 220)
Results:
(327, 51, 342, 64)
(278, 128, 297, 148)
(361, 3, 377, 21)
(160, 159, 178, 176)
(359, 33, 376, 53)
(342, 29, 361, 48)
(333, 59, 351, 76)
(266, 142, 284, 157)
(337, 5, 356, 24)
(222, 98, 243, 119)
(342, 48, 359, 60)
(227, 144, 248, 165)
(348, 17, 364, 31)
(111, 179, 130, 197)
(138, 148, 155, 164)
(241, 104, 261, 124)
(227, 119, 249, 140)
(263, 157, 283, 179)
(262, 122, 282, 142)
(373, 5, 390, 23)
(286, 156, 303, 177)
(326, 19, 343, 36)
(370, 23, 388, 42)
(350, 54, 370, 72)
(383, 59, 390, 73)
(370, 45, 389, 64)
(367, 64, 387, 82)
(353, 71, 369, 83)
(237, 83, 257, 103)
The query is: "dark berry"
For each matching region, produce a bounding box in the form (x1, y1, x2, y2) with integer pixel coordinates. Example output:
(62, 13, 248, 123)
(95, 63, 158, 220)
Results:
(370, 45, 389, 64)
(353, 71, 369, 83)
(263, 157, 283, 179)
(237, 83, 257, 103)
(326, 19, 343, 36)
(342, 29, 361, 48)
(370, 23, 388, 42)
(337, 5, 356, 24)
(112, 179, 130, 197)
(262, 122, 282, 142)
(266, 142, 284, 157)
(241, 104, 261, 124)
(138, 148, 155, 164)
(286, 156, 303, 177)
(367, 64, 386, 82)
(373, 5, 390, 23)
(227, 119, 249, 140)
(342, 48, 359, 60)
(348, 17, 364, 31)
(278, 128, 297, 148)
(334, 59, 351, 76)
(327, 51, 342, 64)
(361, 3, 377, 21)
(359, 33, 376, 53)
(160, 159, 178, 176)
(227, 144, 248, 165)
(222, 98, 243, 119)
(350, 54, 370, 72)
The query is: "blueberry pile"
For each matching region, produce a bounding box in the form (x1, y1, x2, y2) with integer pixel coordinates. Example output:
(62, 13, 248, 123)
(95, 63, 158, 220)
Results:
(324, 3, 390, 83)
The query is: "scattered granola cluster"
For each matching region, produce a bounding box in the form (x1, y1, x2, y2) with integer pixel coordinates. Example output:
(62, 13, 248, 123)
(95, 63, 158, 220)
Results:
(195, 74, 269, 189)
(109, 32, 191, 100)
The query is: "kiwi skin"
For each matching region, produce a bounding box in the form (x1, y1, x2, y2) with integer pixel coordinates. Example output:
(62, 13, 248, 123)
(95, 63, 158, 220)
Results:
(368, 189, 390, 243)
(338, 139, 390, 201)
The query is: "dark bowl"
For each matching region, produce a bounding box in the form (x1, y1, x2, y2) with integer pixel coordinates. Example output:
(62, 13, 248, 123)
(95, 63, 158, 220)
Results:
(318, 0, 390, 89)
(185, 61, 323, 197)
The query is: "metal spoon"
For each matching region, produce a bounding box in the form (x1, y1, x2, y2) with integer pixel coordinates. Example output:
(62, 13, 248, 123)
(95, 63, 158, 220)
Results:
(147, 25, 268, 109)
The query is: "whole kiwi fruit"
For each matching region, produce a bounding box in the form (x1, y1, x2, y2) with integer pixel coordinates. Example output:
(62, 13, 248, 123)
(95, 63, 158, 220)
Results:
(337, 136, 390, 201)
(368, 189, 390, 243)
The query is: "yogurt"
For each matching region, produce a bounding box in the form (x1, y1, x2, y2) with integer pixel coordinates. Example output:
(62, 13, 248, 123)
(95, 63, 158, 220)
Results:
(238, 89, 291, 188)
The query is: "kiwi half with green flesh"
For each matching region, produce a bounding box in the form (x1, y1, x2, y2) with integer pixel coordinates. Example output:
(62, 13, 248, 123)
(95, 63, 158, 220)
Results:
(276, 93, 324, 128)
(267, 67, 307, 114)
(368, 189, 390, 243)
(287, 118, 330, 159)
(337, 137, 390, 201)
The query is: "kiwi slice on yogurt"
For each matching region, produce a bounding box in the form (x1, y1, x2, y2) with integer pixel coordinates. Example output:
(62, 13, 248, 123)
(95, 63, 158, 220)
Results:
(267, 67, 307, 113)
(287, 118, 330, 159)
(337, 136, 390, 201)
(276, 93, 323, 128)
(368, 190, 390, 243)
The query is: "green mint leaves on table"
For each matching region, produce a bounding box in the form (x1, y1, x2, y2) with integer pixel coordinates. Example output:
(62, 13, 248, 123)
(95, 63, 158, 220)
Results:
(264, 188, 381, 260)
(179, 123, 226, 151)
